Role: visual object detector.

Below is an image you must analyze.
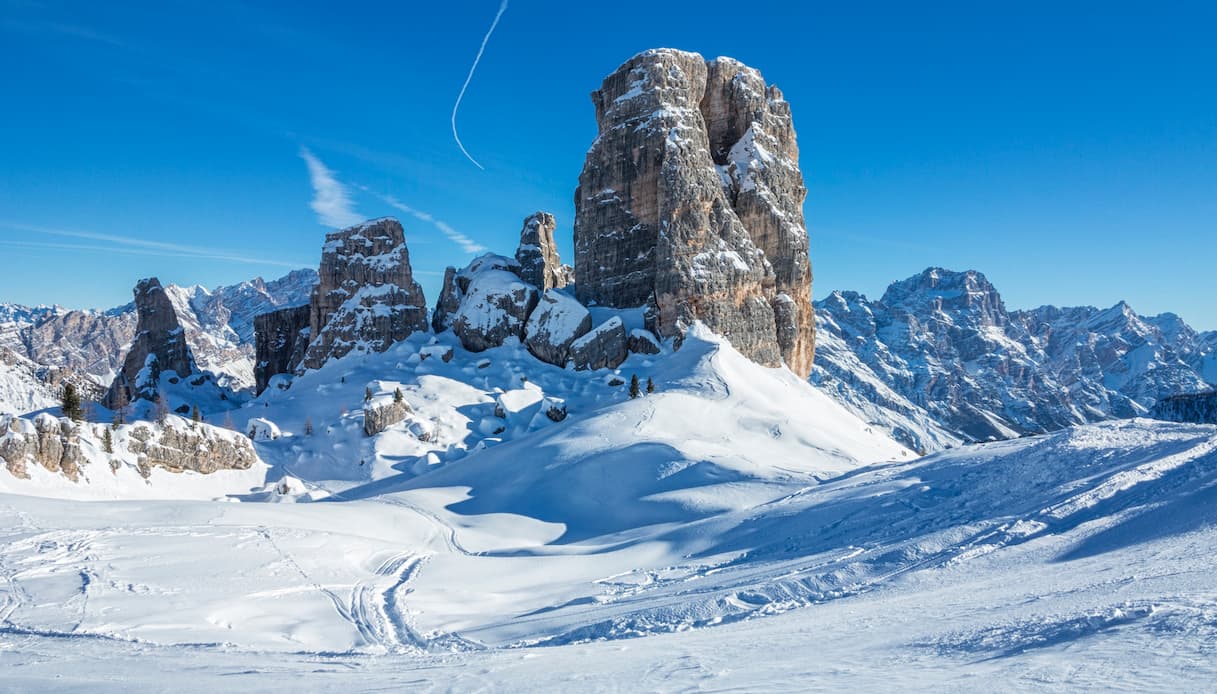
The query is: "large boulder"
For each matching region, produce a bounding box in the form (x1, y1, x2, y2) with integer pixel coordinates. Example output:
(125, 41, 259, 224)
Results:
(524, 290, 593, 366)
(104, 277, 196, 409)
(452, 270, 540, 352)
(515, 212, 567, 291)
(570, 317, 628, 371)
(302, 218, 428, 370)
(573, 49, 815, 377)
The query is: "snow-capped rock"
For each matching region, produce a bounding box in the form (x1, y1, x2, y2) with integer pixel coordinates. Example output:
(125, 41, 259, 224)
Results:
(515, 211, 567, 291)
(524, 289, 592, 366)
(302, 218, 428, 370)
(573, 49, 814, 377)
(452, 267, 540, 353)
(570, 317, 628, 371)
(245, 417, 281, 442)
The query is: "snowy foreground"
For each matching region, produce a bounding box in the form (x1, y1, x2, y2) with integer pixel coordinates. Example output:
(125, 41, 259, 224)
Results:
(2, 332, 1216, 690)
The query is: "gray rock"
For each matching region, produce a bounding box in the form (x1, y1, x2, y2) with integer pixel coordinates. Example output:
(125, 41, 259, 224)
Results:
(127, 420, 258, 475)
(302, 218, 428, 370)
(452, 269, 540, 353)
(573, 49, 815, 377)
(515, 212, 566, 291)
(363, 399, 412, 436)
(627, 329, 662, 355)
(524, 290, 592, 366)
(253, 304, 310, 395)
(104, 277, 196, 409)
(570, 317, 628, 371)
(432, 266, 463, 333)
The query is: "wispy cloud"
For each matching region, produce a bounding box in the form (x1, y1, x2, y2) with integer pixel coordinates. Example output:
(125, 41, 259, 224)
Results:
(299, 147, 364, 228)
(0, 221, 308, 268)
(1, 17, 127, 47)
(361, 188, 487, 255)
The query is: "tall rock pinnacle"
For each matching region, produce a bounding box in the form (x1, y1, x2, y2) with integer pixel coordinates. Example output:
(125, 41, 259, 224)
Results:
(573, 49, 815, 377)
(103, 277, 195, 408)
(301, 218, 428, 370)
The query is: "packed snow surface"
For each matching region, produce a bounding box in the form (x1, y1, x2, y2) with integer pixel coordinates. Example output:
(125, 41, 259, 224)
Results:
(2, 329, 1215, 689)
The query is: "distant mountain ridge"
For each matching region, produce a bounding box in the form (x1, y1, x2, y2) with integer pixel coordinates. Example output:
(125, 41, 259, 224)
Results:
(0, 269, 317, 401)
(813, 267, 1216, 451)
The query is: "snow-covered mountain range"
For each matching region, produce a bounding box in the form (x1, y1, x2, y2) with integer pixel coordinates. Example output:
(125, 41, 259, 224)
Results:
(813, 267, 1217, 451)
(0, 268, 317, 402)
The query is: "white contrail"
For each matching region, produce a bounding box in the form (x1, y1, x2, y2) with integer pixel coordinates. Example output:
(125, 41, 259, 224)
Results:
(364, 188, 487, 254)
(451, 0, 508, 170)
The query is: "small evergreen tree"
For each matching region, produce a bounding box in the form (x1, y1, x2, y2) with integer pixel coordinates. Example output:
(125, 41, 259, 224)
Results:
(365, 386, 373, 402)
(191, 404, 202, 429)
(111, 386, 128, 427)
(60, 383, 83, 421)
(102, 427, 114, 454)
(629, 374, 641, 399)
(393, 387, 404, 404)
(223, 410, 235, 431)
(303, 417, 314, 436)
(646, 377, 655, 394)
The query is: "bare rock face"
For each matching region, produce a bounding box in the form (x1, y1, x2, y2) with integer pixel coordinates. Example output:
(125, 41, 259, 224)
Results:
(126, 420, 258, 475)
(570, 317, 628, 371)
(627, 329, 662, 355)
(363, 399, 412, 436)
(302, 218, 428, 370)
(432, 266, 463, 333)
(104, 277, 195, 409)
(524, 290, 593, 366)
(253, 305, 310, 395)
(0, 413, 83, 481)
(573, 49, 815, 377)
(515, 212, 567, 291)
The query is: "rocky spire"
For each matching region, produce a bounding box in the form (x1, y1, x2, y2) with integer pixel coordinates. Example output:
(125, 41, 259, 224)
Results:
(104, 277, 195, 408)
(515, 211, 567, 291)
(301, 218, 428, 370)
(573, 49, 815, 377)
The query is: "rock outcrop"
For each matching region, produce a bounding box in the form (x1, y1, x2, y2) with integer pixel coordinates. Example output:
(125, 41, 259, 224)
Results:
(570, 317, 628, 371)
(573, 49, 814, 377)
(127, 420, 258, 475)
(0, 413, 84, 481)
(104, 277, 195, 409)
(363, 399, 411, 436)
(253, 305, 310, 394)
(515, 212, 567, 291)
(302, 218, 428, 370)
(524, 290, 593, 366)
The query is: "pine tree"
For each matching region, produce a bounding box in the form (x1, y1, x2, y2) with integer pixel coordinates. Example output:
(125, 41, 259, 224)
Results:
(303, 417, 314, 436)
(629, 374, 641, 399)
(60, 383, 83, 421)
(393, 387, 404, 404)
(223, 410, 235, 431)
(102, 427, 114, 454)
(646, 377, 655, 394)
(365, 386, 373, 402)
(191, 404, 202, 429)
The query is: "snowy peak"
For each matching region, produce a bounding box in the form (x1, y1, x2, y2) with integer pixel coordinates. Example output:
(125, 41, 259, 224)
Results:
(814, 267, 1215, 452)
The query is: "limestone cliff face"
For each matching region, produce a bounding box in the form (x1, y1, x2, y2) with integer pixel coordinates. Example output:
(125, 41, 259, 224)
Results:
(104, 277, 195, 408)
(302, 218, 428, 370)
(253, 305, 310, 394)
(573, 49, 815, 377)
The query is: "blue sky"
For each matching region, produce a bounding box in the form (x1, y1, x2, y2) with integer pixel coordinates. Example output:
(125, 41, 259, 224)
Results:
(1, 1, 1214, 329)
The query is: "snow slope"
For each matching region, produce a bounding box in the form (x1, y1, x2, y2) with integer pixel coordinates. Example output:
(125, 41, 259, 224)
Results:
(1, 322, 1216, 688)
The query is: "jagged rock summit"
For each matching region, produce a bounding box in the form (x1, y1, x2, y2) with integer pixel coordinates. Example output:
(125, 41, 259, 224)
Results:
(103, 277, 196, 409)
(515, 212, 569, 291)
(574, 48, 815, 377)
(303, 218, 428, 369)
